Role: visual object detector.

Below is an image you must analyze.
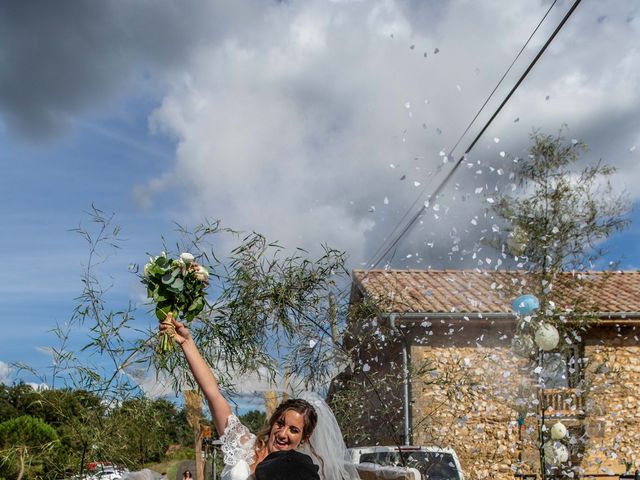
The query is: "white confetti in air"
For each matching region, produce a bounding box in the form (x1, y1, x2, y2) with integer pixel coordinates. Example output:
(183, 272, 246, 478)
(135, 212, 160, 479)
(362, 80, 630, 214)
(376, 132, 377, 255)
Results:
(456, 85, 462, 91)
(362, 363, 371, 372)
(471, 218, 477, 225)
(630, 146, 637, 152)
(497, 169, 504, 175)
(571, 139, 578, 145)
(309, 339, 317, 348)
(368, 206, 376, 212)
(384, 197, 389, 205)
(499, 151, 506, 157)
(475, 187, 483, 194)
(405, 102, 411, 109)
(493, 137, 500, 143)
(486, 198, 494, 204)
(414, 181, 421, 187)
(439, 150, 446, 156)
(390, 163, 396, 168)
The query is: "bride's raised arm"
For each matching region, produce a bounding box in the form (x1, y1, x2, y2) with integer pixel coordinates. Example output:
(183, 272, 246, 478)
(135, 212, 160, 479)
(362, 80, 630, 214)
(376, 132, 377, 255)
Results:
(162, 316, 232, 436)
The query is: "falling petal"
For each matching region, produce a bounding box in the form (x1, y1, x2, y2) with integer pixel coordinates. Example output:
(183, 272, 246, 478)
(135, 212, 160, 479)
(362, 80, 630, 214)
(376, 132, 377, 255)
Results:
(475, 187, 483, 194)
(390, 163, 397, 168)
(493, 137, 500, 143)
(384, 196, 389, 205)
(499, 151, 506, 157)
(414, 181, 421, 187)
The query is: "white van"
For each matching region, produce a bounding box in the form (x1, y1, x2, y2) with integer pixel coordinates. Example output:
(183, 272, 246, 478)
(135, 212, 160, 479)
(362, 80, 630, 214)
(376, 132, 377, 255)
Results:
(348, 445, 464, 480)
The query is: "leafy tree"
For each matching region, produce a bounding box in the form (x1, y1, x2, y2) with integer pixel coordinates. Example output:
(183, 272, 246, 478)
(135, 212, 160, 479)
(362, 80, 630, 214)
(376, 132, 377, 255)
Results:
(494, 131, 630, 478)
(0, 415, 59, 480)
(238, 410, 267, 434)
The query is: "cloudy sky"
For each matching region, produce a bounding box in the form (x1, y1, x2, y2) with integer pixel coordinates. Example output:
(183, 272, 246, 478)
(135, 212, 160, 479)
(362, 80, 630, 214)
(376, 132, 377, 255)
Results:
(1, 0, 639, 393)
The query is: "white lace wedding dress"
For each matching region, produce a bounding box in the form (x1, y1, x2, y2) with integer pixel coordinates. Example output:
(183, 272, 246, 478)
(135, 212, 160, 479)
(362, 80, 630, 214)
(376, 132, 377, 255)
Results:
(220, 414, 257, 480)
(217, 393, 361, 480)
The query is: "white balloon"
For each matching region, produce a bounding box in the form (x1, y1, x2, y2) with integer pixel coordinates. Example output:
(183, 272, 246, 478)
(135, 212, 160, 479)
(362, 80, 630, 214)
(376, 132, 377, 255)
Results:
(535, 323, 559, 351)
(551, 422, 568, 440)
(544, 441, 569, 464)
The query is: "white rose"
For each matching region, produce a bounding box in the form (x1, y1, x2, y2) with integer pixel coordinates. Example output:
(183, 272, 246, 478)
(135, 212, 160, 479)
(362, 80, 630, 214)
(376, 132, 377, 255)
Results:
(180, 252, 195, 264)
(195, 265, 209, 282)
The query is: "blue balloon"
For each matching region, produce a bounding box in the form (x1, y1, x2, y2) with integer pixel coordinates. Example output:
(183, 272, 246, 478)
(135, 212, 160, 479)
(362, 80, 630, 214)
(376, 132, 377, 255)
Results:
(511, 294, 540, 316)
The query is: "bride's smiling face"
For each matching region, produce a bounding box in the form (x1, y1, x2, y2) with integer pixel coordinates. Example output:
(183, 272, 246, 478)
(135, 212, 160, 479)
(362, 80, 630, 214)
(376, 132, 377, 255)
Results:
(267, 409, 306, 453)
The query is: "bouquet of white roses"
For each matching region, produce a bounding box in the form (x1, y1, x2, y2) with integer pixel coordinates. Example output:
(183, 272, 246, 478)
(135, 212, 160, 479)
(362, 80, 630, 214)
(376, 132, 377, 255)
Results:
(142, 252, 209, 352)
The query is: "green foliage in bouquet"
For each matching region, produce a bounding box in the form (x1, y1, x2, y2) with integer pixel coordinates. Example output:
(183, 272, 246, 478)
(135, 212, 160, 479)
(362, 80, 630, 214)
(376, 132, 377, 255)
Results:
(143, 252, 209, 352)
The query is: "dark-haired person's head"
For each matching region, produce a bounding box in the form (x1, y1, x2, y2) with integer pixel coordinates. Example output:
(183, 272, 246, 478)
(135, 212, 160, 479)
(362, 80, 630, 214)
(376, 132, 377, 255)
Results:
(255, 450, 320, 480)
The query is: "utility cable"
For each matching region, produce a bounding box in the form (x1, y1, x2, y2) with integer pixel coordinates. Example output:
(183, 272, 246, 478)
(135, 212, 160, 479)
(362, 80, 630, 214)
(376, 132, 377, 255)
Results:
(366, 0, 582, 271)
(363, 0, 559, 272)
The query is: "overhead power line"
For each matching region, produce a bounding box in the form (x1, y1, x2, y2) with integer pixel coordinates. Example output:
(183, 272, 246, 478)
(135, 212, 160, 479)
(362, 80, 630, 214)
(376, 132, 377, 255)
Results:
(365, 0, 582, 271)
(364, 0, 559, 271)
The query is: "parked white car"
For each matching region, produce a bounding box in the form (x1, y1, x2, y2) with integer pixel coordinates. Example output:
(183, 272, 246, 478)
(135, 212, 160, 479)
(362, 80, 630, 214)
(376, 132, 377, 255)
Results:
(348, 445, 464, 480)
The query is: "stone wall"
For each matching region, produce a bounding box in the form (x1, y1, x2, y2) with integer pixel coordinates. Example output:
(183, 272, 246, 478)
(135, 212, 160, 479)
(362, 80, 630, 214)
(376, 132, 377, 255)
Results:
(334, 316, 640, 479)
(581, 337, 640, 475)
(408, 323, 640, 479)
(410, 344, 534, 480)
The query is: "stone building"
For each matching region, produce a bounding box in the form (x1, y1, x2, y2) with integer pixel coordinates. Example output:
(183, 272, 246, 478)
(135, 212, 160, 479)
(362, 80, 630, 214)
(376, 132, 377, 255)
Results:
(338, 269, 640, 479)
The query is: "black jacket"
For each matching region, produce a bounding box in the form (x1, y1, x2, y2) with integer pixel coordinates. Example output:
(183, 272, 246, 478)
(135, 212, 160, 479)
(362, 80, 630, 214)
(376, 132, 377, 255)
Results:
(255, 450, 320, 480)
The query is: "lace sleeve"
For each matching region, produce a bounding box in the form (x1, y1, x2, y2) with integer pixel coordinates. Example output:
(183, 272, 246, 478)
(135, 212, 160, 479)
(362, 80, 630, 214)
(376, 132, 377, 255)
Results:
(220, 414, 256, 467)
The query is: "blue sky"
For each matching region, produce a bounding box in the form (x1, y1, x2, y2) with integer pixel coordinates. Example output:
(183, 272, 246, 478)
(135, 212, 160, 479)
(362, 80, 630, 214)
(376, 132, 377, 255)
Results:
(1, 0, 639, 396)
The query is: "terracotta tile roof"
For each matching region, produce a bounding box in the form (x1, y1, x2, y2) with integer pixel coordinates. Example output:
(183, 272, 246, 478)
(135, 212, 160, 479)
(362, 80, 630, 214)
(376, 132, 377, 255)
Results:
(352, 269, 640, 317)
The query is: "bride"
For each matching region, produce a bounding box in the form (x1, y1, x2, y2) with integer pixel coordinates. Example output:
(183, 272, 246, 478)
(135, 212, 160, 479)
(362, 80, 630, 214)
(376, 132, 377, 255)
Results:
(162, 317, 360, 480)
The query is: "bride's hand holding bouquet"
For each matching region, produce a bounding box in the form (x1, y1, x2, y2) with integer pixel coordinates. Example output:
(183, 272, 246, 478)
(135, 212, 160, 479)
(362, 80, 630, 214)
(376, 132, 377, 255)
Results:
(142, 252, 209, 352)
